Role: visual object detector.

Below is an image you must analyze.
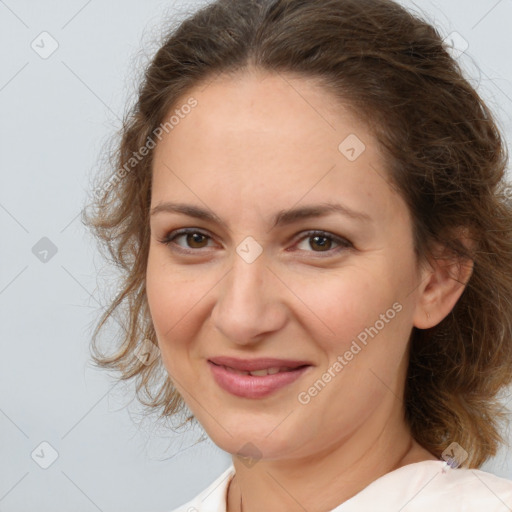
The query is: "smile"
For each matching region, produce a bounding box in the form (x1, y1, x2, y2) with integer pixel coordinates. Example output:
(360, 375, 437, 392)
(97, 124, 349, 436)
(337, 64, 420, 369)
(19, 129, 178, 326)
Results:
(208, 359, 312, 399)
(220, 365, 298, 376)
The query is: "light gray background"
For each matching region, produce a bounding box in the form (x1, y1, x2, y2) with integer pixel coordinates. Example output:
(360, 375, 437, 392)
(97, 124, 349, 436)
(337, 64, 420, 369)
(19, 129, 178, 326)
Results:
(1, 1, 511, 511)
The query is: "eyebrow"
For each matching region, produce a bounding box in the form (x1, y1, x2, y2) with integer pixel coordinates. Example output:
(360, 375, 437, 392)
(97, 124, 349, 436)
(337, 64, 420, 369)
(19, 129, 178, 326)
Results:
(150, 201, 372, 230)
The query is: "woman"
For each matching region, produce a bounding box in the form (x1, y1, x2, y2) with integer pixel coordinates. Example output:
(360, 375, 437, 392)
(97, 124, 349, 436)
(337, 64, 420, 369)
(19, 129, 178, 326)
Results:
(84, 0, 512, 510)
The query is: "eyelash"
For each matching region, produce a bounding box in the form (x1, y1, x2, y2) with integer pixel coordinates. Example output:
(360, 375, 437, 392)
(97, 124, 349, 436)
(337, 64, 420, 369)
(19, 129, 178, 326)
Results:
(157, 228, 353, 257)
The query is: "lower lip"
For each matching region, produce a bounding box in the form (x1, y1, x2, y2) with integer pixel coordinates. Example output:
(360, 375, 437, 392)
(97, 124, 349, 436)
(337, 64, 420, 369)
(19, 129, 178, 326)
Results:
(208, 361, 311, 399)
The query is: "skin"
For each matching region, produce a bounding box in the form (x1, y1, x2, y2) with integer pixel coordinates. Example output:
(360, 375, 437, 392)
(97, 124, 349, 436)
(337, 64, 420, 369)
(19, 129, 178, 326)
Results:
(146, 68, 473, 512)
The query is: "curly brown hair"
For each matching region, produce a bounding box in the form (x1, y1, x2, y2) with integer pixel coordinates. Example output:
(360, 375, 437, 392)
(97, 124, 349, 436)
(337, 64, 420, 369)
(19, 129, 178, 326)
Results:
(83, 0, 512, 468)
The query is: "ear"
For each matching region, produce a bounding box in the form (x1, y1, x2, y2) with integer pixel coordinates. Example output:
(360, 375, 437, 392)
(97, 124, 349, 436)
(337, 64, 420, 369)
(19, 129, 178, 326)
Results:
(412, 227, 476, 330)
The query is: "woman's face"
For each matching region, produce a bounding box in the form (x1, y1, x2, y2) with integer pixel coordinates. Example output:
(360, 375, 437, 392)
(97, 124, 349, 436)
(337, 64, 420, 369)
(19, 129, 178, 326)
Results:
(146, 70, 427, 461)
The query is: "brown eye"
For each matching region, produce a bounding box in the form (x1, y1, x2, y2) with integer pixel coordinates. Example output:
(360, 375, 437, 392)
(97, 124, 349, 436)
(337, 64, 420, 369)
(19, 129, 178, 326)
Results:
(309, 235, 332, 251)
(159, 229, 214, 252)
(185, 232, 209, 249)
(294, 230, 352, 256)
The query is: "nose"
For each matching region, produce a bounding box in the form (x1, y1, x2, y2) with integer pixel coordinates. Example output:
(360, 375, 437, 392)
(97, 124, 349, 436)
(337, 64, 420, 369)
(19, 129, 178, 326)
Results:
(210, 250, 288, 345)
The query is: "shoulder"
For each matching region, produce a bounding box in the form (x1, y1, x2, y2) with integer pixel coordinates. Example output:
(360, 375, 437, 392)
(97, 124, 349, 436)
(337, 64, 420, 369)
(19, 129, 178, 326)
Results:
(165, 461, 512, 512)
(338, 461, 512, 511)
(423, 463, 512, 507)
(167, 465, 235, 512)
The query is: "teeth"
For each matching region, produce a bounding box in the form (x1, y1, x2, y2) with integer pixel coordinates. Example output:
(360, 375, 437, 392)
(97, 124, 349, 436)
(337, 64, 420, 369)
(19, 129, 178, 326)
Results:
(250, 369, 274, 376)
(222, 365, 292, 376)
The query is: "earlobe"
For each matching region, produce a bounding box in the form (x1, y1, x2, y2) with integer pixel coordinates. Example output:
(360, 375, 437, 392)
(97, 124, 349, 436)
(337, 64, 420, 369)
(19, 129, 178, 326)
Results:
(412, 234, 475, 330)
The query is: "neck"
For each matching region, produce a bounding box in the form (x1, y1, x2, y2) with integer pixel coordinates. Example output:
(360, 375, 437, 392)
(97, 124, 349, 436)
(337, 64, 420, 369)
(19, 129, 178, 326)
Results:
(227, 403, 436, 512)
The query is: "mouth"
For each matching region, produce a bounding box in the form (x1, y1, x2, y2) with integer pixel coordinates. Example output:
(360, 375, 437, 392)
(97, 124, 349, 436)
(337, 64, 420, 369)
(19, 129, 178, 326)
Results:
(208, 356, 313, 372)
(207, 357, 313, 399)
(210, 362, 309, 377)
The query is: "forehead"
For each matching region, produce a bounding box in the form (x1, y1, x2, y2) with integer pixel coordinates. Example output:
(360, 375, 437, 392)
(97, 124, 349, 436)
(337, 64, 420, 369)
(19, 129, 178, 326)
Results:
(150, 70, 407, 229)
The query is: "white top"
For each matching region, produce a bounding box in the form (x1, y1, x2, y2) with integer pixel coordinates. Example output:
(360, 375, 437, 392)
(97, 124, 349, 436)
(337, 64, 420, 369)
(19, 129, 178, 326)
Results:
(169, 460, 512, 512)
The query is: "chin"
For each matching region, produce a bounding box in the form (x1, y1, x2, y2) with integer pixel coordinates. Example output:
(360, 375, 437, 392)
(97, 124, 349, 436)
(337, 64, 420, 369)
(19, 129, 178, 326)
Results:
(204, 421, 301, 462)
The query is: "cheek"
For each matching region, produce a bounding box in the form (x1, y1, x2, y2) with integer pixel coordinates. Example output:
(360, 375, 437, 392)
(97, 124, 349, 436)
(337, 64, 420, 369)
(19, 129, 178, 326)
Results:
(145, 254, 198, 361)
(145, 249, 226, 382)
(296, 264, 413, 392)
(292, 266, 395, 348)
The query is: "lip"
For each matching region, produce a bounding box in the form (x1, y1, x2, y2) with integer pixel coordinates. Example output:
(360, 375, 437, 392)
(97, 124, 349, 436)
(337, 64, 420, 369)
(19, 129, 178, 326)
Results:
(207, 357, 313, 399)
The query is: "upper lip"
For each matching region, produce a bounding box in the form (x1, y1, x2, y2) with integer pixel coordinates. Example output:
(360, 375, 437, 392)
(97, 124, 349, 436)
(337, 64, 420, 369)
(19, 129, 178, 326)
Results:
(208, 356, 312, 372)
